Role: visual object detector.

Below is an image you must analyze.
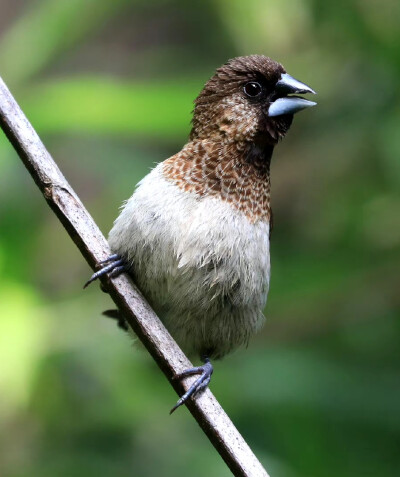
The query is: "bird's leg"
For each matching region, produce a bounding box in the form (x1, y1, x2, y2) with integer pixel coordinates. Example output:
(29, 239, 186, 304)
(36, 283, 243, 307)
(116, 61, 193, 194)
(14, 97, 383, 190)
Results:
(83, 253, 126, 288)
(170, 357, 213, 414)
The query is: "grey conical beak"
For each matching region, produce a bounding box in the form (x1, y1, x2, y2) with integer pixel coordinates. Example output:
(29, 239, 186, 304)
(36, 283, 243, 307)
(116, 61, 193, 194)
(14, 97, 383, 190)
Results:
(275, 73, 316, 95)
(268, 73, 316, 117)
(268, 97, 317, 117)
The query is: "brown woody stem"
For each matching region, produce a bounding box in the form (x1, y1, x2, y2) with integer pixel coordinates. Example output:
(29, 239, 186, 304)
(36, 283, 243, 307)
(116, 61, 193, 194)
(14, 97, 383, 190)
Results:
(0, 76, 270, 477)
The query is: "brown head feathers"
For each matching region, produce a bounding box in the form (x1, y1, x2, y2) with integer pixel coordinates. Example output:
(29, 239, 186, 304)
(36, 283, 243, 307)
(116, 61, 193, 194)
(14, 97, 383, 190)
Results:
(163, 55, 297, 223)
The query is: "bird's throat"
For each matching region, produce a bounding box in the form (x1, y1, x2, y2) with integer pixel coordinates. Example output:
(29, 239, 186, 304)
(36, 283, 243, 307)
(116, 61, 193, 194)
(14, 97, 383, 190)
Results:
(163, 139, 273, 223)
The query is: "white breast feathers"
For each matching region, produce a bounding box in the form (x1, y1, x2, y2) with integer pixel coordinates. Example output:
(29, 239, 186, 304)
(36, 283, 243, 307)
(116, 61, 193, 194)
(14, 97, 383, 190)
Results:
(108, 163, 271, 359)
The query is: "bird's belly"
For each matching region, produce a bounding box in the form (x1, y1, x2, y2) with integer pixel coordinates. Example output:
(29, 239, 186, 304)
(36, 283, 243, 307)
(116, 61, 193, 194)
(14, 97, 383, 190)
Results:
(108, 165, 270, 359)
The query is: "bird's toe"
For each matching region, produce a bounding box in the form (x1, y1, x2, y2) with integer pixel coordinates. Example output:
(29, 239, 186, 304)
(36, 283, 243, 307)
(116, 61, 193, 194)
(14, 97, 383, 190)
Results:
(170, 359, 213, 414)
(83, 254, 126, 288)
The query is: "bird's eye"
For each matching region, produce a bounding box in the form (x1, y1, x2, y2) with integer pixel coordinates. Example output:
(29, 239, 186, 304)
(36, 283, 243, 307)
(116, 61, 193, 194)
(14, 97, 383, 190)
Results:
(243, 81, 262, 98)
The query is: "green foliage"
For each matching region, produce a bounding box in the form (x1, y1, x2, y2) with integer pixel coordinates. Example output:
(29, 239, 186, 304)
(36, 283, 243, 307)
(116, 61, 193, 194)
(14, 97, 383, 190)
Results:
(22, 77, 198, 138)
(0, 1, 399, 476)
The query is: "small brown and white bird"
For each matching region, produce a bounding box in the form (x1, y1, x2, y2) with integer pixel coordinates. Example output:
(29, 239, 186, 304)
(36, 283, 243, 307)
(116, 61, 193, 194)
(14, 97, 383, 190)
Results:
(85, 55, 316, 413)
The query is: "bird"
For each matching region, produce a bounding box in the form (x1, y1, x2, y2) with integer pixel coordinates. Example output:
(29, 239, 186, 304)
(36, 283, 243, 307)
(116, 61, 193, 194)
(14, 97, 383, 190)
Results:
(84, 55, 316, 413)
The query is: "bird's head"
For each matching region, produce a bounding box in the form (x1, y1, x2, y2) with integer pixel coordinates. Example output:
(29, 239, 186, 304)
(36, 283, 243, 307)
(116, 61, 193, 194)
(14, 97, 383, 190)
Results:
(191, 55, 316, 145)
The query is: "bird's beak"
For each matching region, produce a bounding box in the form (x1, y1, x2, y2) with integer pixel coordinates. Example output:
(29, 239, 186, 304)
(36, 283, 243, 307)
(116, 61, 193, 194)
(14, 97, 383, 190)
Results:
(268, 73, 317, 117)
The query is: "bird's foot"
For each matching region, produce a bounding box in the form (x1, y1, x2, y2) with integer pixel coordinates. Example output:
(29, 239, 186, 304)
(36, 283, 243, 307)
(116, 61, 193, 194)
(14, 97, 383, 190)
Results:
(83, 253, 126, 289)
(170, 358, 213, 414)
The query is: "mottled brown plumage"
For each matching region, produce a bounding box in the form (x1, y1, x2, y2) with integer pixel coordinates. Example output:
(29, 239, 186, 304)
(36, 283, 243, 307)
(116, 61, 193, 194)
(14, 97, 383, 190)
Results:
(163, 139, 272, 223)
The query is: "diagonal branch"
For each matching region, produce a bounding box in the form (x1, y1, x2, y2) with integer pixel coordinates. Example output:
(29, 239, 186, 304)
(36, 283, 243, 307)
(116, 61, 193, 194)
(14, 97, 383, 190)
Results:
(0, 76, 270, 477)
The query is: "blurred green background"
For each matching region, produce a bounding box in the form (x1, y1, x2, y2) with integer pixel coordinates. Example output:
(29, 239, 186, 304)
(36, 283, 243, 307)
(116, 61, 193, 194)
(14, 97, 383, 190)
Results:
(1, 1, 400, 476)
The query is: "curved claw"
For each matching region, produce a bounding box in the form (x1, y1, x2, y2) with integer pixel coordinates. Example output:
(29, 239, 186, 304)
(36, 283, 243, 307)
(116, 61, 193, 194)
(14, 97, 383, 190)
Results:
(170, 359, 213, 414)
(83, 254, 126, 289)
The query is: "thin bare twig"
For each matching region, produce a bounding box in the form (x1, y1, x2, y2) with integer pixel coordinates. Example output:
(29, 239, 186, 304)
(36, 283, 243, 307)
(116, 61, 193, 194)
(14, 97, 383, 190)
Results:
(0, 76, 270, 477)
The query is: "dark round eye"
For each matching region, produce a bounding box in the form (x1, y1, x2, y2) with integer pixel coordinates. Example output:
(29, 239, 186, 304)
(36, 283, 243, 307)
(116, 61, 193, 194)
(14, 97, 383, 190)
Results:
(243, 81, 262, 98)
